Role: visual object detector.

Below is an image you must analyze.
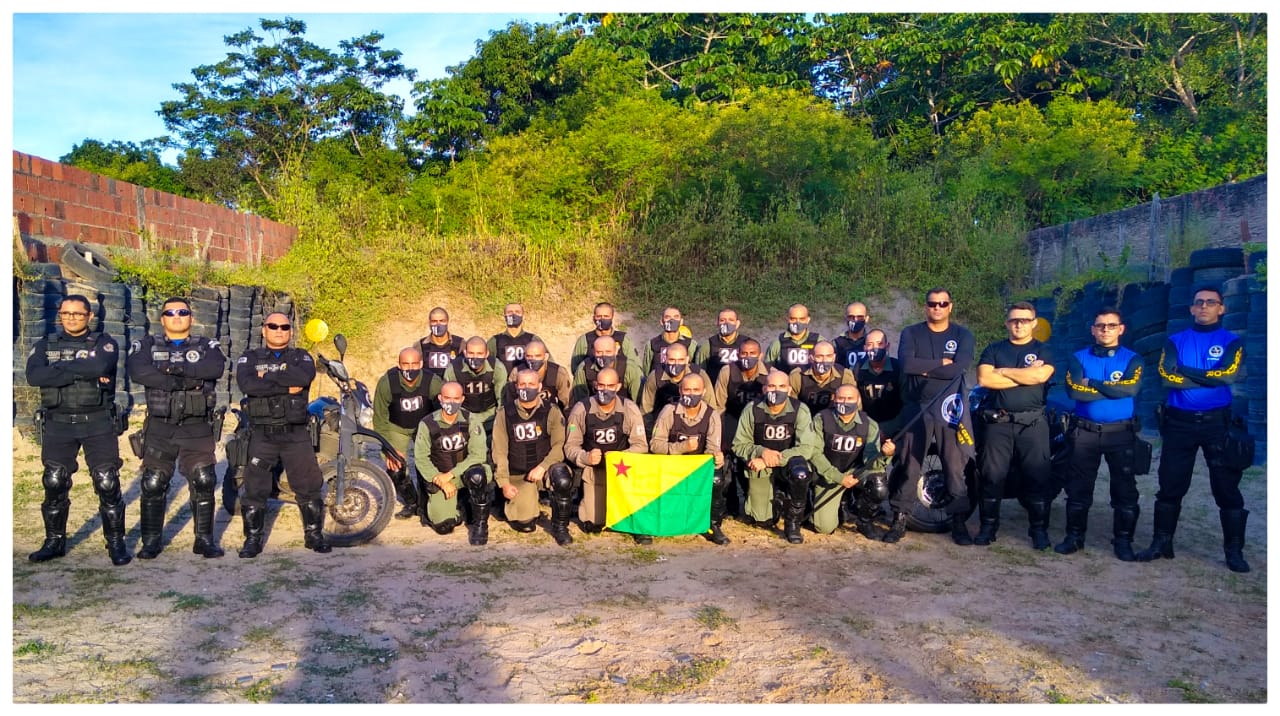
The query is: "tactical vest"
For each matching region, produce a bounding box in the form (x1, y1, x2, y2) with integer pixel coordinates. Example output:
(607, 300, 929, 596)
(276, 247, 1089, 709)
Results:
(584, 406, 628, 452)
(653, 366, 701, 413)
(424, 411, 472, 473)
(39, 332, 111, 411)
(453, 356, 498, 414)
(420, 335, 463, 377)
(703, 334, 745, 383)
(725, 364, 766, 417)
(504, 400, 554, 475)
(243, 348, 310, 425)
(775, 333, 820, 372)
(144, 335, 215, 422)
(819, 410, 871, 474)
(834, 334, 866, 369)
(669, 405, 713, 453)
(386, 368, 434, 430)
(584, 353, 630, 390)
(857, 363, 903, 424)
(580, 329, 628, 357)
(647, 334, 693, 374)
(752, 400, 799, 452)
(796, 368, 845, 413)
(493, 332, 535, 370)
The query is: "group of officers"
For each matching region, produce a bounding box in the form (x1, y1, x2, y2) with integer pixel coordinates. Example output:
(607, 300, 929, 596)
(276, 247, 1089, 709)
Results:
(24, 288, 1253, 574)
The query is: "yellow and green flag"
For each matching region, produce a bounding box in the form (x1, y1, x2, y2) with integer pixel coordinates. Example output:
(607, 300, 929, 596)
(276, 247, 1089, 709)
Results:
(604, 452, 713, 537)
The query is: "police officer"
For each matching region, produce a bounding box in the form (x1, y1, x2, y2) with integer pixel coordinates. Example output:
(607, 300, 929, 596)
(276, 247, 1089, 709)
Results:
(419, 306, 464, 380)
(787, 340, 857, 414)
(25, 294, 131, 565)
(1058, 307, 1143, 560)
(642, 306, 699, 377)
(1138, 287, 1250, 572)
(413, 381, 494, 544)
(126, 297, 227, 559)
(834, 302, 871, 369)
(492, 368, 573, 544)
(488, 302, 541, 373)
(709, 337, 768, 518)
(855, 329, 904, 434)
(731, 369, 820, 543)
(572, 335, 644, 404)
(973, 301, 1057, 550)
(764, 304, 824, 374)
(884, 288, 976, 545)
(501, 339, 572, 413)
(810, 385, 894, 537)
(564, 368, 647, 537)
(372, 347, 441, 521)
(640, 341, 703, 435)
(443, 336, 508, 434)
(570, 302, 639, 374)
(697, 307, 751, 385)
(650, 372, 730, 545)
(234, 312, 330, 557)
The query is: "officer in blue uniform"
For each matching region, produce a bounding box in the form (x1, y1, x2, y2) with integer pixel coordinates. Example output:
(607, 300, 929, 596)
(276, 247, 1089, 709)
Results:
(1058, 307, 1143, 560)
(1138, 287, 1250, 572)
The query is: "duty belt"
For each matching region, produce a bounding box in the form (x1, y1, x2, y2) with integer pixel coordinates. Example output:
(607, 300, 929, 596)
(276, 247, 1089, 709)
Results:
(45, 409, 111, 424)
(1165, 405, 1230, 424)
(1071, 416, 1137, 434)
(256, 423, 307, 436)
(980, 409, 1042, 424)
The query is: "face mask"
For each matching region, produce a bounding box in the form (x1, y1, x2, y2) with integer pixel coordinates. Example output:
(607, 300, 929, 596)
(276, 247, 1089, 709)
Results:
(718, 322, 737, 337)
(440, 400, 462, 416)
(400, 369, 422, 383)
(847, 319, 866, 334)
(430, 324, 447, 337)
(870, 348, 887, 362)
(739, 356, 759, 371)
(765, 390, 787, 406)
(465, 356, 485, 372)
(664, 362, 685, 378)
(505, 314, 523, 328)
(526, 358, 546, 372)
(517, 387, 539, 402)
(595, 355, 616, 369)
(788, 321, 808, 335)
(595, 389, 617, 405)
(812, 360, 834, 375)
(679, 394, 702, 409)
(594, 317, 612, 332)
(834, 402, 858, 417)
(662, 318, 681, 333)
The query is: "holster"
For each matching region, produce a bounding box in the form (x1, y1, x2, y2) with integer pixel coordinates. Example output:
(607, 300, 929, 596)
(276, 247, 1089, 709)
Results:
(128, 430, 146, 460)
(1132, 437, 1154, 475)
(111, 403, 128, 436)
(1221, 418, 1256, 471)
(1153, 404, 1167, 430)
(33, 407, 46, 446)
(210, 406, 227, 441)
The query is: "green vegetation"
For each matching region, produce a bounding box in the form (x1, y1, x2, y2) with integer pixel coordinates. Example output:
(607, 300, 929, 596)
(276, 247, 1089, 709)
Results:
(693, 605, 739, 631)
(158, 590, 214, 611)
(630, 657, 729, 694)
(421, 557, 521, 583)
(243, 676, 278, 703)
(14, 639, 56, 657)
(1168, 677, 1216, 703)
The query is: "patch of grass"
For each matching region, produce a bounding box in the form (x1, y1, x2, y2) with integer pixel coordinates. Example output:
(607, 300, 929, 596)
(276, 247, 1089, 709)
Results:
(988, 544, 1040, 566)
(244, 625, 281, 646)
(897, 564, 933, 578)
(243, 676, 278, 704)
(693, 605, 738, 631)
(14, 639, 56, 657)
(624, 546, 661, 563)
(1043, 688, 1090, 704)
(338, 588, 373, 608)
(630, 657, 729, 694)
(422, 557, 521, 583)
(70, 568, 129, 590)
(808, 645, 831, 659)
(158, 590, 213, 611)
(308, 630, 399, 668)
(176, 674, 216, 695)
(840, 615, 875, 635)
(559, 614, 601, 629)
(86, 654, 164, 680)
(245, 581, 274, 604)
(901, 542, 927, 552)
(13, 602, 78, 618)
(1168, 678, 1215, 703)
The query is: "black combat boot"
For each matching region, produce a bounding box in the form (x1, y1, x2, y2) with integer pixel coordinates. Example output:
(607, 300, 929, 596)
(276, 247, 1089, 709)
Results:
(510, 519, 537, 533)
(950, 513, 973, 546)
(783, 495, 805, 545)
(238, 505, 266, 558)
(1025, 499, 1052, 551)
(100, 499, 133, 566)
(188, 464, 224, 558)
(221, 468, 240, 516)
(29, 499, 70, 562)
(1135, 500, 1179, 561)
(416, 475, 433, 526)
(549, 493, 575, 547)
(1111, 505, 1139, 562)
(136, 492, 168, 560)
(299, 499, 333, 553)
(632, 533, 654, 545)
(1054, 501, 1089, 555)
(973, 498, 1001, 546)
(430, 517, 459, 535)
(1220, 508, 1251, 573)
(881, 511, 908, 543)
(705, 483, 730, 546)
(391, 467, 418, 520)
(467, 489, 491, 546)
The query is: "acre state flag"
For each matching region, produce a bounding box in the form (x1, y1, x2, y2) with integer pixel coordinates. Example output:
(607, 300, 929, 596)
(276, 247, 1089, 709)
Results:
(604, 452, 713, 537)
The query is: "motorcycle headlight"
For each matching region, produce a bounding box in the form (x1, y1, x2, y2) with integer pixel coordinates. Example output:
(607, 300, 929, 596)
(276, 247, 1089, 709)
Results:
(358, 405, 375, 430)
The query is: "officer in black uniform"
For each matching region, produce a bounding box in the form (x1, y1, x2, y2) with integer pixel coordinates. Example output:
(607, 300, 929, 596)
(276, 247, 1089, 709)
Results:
(698, 307, 751, 385)
(834, 301, 871, 369)
(488, 302, 541, 373)
(974, 301, 1057, 550)
(1058, 307, 1143, 560)
(419, 306, 465, 380)
(126, 297, 227, 559)
(25, 294, 131, 566)
(1138, 286, 1250, 572)
(234, 312, 330, 557)
(855, 329, 904, 433)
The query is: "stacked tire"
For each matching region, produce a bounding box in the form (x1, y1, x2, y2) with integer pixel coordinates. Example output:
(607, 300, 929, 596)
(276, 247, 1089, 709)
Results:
(1244, 252, 1266, 464)
(226, 285, 264, 407)
(1119, 281, 1171, 428)
(12, 272, 66, 437)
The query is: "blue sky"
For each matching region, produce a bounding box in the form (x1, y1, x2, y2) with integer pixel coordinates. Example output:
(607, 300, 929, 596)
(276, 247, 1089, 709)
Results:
(9, 9, 565, 162)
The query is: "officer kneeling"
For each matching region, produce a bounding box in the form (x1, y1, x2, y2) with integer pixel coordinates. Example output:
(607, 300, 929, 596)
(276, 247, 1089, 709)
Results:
(810, 385, 894, 538)
(414, 380, 494, 544)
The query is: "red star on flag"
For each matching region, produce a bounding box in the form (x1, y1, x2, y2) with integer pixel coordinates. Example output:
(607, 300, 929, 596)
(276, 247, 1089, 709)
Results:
(614, 459, 630, 477)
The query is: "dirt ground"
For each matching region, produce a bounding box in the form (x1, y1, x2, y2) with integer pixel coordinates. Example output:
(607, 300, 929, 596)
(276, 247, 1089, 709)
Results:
(8, 293, 1269, 704)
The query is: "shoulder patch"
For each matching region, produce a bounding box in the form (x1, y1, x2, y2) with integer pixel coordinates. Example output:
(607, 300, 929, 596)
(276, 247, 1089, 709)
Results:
(103, 342, 115, 352)
(237, 356, 248, 364)
(300, 353, 313, 362)
(130, 340, 141, 353)
(208, 339, 221, 349)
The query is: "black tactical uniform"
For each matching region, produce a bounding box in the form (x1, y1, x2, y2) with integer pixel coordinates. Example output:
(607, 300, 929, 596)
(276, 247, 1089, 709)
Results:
(234, 346, 330, 557)
(25, 328, 131, 565)
(127, 333, 227, 559)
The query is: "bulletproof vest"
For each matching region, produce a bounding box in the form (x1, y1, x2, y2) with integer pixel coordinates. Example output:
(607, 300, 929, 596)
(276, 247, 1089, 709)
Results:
(581, 329, 628, 357)
(703, 334, 745, 384)
(584, 353, 630, 390)
(40, 332, 112, 411)
(725, 364, 766, 417)
(669, 405, 713, 452)
(647, 334, 693, 374)
(144, 335, 215, 422)
(539, 363, 567, 411)
(504, 400, 554, 475)
(652, 366, 701, 414)
(584, 406, 628, 452)
(857, 363, 903, 424)
(453, 356, 498, 414)
(752, 400, 799, 452)
(493, 332, 535, 371)
(774, 332, 820, 372)
(820, 409, 871, 474)
(386, 368, 434, 430)
(243, 347, 310, 425)
(420, 335, 463, 377)
(796, 367, 845, 413)
(424, 411, 472, 473)
(834, 334, 867, 369)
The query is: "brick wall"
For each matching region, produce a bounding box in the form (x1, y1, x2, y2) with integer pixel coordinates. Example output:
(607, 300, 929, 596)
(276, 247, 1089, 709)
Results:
(12, 151, 297, 266)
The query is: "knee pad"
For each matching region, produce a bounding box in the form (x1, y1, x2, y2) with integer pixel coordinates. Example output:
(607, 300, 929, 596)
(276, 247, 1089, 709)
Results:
(42, 463, 73, 494)
(462, 465, 488, 492)
(547, 463, 574, 497)
(140, 466, 173, 496)
(187, 463, 218, 493)
(90, 463, 123, 499)
(786, 456, 812, 484)
(712, 467, 730, 490)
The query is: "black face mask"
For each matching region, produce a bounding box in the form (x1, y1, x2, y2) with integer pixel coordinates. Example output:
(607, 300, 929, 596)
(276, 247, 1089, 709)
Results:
(594, 317, 612, 332)
(595, 355, 616, 369)
(788, 321, 808, 335)
(739, 356, 759, 371)
(870, 348, 887, 362)
(718, 322, 737, 337)
(679, 394, 702, 409)
(465, 356, 486, 372)
(516, 387, 539, 402)
(664, 362, 685, 378)
(440, 400, 462, 416)
(526, 358, 546, 372)
(595, 389, 617, 405)
(765, 390, 787, 406)
(400, 369, 422, 383)
(430, 324, 448, 337)
(662, 318, 681, 333)
(847, 319, 866, 334)
(505, 314, 523, 328)
(834, 402, 858, 417)
(812, 360, 834, 375)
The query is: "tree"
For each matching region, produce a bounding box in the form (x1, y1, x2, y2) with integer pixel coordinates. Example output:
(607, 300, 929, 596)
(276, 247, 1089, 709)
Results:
(159, 17, 415, 209)
(59, 138, 191, 196)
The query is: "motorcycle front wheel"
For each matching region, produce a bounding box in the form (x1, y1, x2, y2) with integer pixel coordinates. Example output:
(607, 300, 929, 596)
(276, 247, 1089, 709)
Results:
(319, 457, 396, 547)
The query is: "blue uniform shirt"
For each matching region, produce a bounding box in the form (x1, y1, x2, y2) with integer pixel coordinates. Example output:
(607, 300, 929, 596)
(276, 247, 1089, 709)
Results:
(1159, 323, 1242, 411)
(1065, 345, 1141, 423)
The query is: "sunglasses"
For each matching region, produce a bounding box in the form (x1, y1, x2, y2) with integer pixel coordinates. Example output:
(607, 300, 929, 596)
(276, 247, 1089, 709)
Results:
(162, 308, 193, 317)
(926, 301, 951, 309)
(1192, 298, 1221, 307)
(1093, 323, 1121, 330)
(264, 322, 293, 331)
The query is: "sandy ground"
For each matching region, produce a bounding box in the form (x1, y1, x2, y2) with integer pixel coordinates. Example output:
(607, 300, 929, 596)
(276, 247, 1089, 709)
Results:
(10, 294, 1268, 704)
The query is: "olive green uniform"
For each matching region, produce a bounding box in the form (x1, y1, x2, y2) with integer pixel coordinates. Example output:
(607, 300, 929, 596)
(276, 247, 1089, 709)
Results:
(787, 365, 857, 414)
(413, 409, 492, 525)
(564, 396, 647, 525)
(730, 398, 820, 522)
(809, 409, 890, 534)
(572, 356, 644, 404)
(442, 357, 508, 433)
(570, 329, 639, 374)
(492, 398, 567, 523)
